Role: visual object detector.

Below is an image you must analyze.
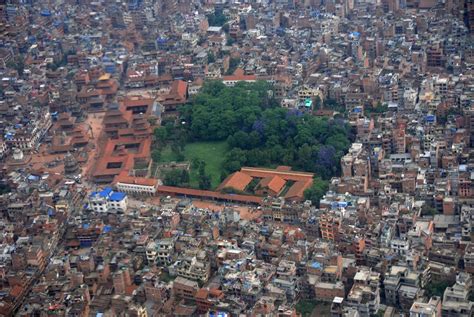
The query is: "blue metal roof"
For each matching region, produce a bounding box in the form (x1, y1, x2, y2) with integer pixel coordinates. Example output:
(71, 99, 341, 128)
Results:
(109, 192, 126, 201)
(99, 187, 113, 198)
(425, 115, 436, 122)
(350, 31, 360, 38)
(311, 261, 322, 269)
(40, 10, 52, 17)
(90, 187, 113, 199)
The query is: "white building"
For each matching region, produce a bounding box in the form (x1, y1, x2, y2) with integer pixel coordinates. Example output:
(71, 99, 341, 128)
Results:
(114, 175, 159, 196)
(89, 187, 128, 213)
(410, 297, 441, 317)
(146, 238, 175, 266)
(391, 239, 410, 255)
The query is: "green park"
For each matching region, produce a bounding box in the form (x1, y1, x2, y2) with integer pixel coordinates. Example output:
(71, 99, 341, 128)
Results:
(151, 80, 353, 205)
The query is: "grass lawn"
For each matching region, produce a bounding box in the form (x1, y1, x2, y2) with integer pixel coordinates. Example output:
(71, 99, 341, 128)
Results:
(185, 141, 228, 189)
(158, 141, 228, 189)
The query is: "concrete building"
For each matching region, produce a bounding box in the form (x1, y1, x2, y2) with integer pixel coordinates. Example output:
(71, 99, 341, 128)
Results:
(88, 187, 128, 213)
(409, 297, 442, 317)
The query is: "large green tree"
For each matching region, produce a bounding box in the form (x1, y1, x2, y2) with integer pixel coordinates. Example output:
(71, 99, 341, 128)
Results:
(179, 81, 352, 180)
(163, 169, 190, 187)
(304, 178, 329, 207)
(151, 149, 161, 162)
(154, 127, 168, 144)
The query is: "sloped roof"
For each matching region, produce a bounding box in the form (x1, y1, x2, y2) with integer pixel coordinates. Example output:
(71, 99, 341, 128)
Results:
(259, 175, 286, 194)
(217, 171, 253, 192)
(240, 167, 314, 182)
(284, 179, 313, 200)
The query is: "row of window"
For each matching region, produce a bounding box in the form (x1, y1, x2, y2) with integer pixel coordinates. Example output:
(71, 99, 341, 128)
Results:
(117, 184, 156, 192)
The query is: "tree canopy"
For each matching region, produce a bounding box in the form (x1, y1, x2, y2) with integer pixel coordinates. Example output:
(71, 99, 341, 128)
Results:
(180, 81, 353, 180)
(206, 10, 227, 27)
(304, 177, 329, 207)
(425, 280, 451, 298)
(162, 169, 190, 187)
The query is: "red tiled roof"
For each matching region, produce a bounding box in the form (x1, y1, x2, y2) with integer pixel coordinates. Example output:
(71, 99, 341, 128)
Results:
(157, 186, 263, 204)
(284, 179, 313, 200)
(114, 172, 158, 187)
(217, 171, 253, 192)
(240, 167, 314, 182)
(93, 137, 151, 178)
(259, 175, 286, 194)
(157, 80, 188, 107)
